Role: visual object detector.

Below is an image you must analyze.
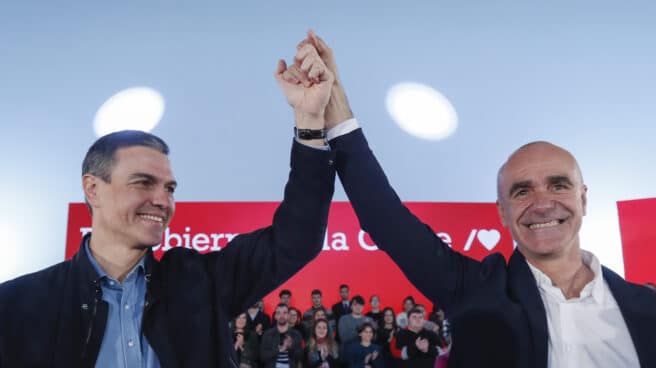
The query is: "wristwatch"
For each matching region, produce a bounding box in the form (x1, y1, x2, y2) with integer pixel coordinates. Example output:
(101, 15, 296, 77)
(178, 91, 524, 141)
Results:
(294, 127, 326, 140)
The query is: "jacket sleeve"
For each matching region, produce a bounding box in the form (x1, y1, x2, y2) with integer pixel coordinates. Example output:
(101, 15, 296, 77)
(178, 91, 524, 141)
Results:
(372, 345, 384, 368)
(329, 128, 483, 311)
(242, 332, 259, 364)
(259, 330, 280, 363)
(291, 330, 305, 362)
(208, 140, 336, 318)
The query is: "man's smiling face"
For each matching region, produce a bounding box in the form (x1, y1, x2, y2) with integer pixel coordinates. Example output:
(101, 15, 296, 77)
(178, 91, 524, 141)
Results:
(86, 146, 177, 250)
(497, 142, 587, 261)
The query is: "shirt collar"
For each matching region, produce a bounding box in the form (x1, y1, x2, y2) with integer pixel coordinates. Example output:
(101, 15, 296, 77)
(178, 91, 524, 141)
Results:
(526, 249, 605, 304)
(84, 237, 146, 285)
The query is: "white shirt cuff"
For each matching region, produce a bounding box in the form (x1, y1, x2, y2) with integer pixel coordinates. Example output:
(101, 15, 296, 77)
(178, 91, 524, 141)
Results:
(326, 118, 360, 141)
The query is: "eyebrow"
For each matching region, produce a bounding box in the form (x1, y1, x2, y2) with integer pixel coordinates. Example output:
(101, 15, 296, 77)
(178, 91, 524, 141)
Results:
(128, 172, 178, 188)
(547, 175, 573, 186)
(508, 180, 533, 197)
(508, 175, 574, 196)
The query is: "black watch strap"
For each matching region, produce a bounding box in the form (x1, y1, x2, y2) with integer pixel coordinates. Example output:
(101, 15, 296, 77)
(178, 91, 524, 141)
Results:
(294, 127, 326, 140)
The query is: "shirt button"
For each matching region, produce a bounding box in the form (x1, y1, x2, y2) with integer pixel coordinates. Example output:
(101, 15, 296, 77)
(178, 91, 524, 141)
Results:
(125, 304, 130, 310)
(109, 281, 115, 286)
(128, 340, 135, 347)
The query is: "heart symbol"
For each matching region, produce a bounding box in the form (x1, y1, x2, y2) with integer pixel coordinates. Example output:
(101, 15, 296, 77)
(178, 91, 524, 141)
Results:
(476, 229, 500, 251)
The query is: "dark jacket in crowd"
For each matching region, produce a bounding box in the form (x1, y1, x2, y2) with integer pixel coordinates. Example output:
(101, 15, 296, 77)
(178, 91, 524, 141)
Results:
(260, 327, 304, 368)
(395, 328, 439, 368)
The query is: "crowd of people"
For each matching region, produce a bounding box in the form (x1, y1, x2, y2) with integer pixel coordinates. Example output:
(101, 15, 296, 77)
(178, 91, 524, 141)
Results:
(230, 285, 451, 368)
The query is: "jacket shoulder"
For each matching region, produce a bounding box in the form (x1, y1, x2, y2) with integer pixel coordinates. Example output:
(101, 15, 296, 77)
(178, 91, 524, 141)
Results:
(0, 260, 70, 302)
(603, 266, 656, 304)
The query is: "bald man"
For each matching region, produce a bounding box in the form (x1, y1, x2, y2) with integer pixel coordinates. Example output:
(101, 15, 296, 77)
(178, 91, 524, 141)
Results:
(277, 31, 656, 368)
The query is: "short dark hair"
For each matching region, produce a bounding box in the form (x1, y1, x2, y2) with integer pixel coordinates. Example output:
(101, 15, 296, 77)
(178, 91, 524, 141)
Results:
(408, 307, 424, 318)
(82, 130, 169, 182)
(279, 289, 292, 298)
(275, 303, 289, 311)
(351, 295, 365, 306)
(311, 289, 322, 297)
(339, 284, 349, 290)
(403, 296, 415, 304)
(82, 130, 169, 214)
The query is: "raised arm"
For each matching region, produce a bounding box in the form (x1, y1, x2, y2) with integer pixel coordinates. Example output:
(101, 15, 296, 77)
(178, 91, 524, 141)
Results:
(190, 41, 338, 318)
(302, 31, 484, 310)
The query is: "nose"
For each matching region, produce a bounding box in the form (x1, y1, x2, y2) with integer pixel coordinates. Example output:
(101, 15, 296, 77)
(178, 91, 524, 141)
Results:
(531, 190, 555, 211)
(152, 186, 173, 209)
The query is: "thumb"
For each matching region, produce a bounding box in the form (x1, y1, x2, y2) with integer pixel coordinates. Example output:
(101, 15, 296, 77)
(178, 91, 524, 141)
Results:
(275, 59, 287, 77)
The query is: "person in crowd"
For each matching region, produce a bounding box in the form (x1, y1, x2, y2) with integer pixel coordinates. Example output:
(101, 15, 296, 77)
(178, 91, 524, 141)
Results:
(395, 296, 414, 329)
(413, 304, 438, 332)
(365, 295, 383, 327)
(394, 308, 440, 368)
(342, 322, 383, 368)
(375, 307, 400, 368)
(280, 290, 293, 306)
(272, 289, 294, 322)
(312, 308, 335, 341)
(428, 308, 450, 345)
(247, 301, 272, 342)
(289, 307, 308, 341)
(0, 51, 336, 368)
(338, 295, 376, 349)
(332, 285, 352, 322)
(233, 312, 260, 368)
(307, 318, 341, 367)
(304, 289, 335, 335)
(260, 304, 305, 368)
(278, 30, 656, 367)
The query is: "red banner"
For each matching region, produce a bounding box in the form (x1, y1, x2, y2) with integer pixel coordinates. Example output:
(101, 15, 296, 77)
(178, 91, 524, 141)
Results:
(618, 198, 656, 284)
(66, 202, 514, 314)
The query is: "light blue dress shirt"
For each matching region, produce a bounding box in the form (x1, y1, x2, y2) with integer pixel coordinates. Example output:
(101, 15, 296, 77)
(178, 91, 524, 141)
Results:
(85, 241, 160, 368)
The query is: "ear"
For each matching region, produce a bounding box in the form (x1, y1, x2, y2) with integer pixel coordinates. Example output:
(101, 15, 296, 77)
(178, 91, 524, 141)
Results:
(581, 184, 588, 216)
(82, 174, 101, 208)
(496, 200, 508, 227)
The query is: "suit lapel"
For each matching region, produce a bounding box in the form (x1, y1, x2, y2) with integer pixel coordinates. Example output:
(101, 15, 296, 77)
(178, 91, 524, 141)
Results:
(603, 267, 654, 368)
(507, 250, 549, 368)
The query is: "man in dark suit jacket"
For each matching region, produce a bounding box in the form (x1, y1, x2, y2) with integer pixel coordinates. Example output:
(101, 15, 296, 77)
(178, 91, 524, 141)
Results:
(278, 31, 656, 367)
(331, 284, 352, 321)
(0, 46, 337, 367)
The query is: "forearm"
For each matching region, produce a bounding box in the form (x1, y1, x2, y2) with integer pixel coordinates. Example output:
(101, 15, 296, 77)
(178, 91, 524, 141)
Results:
(330, 128, 462, 304)
(214, 140, 336, 316)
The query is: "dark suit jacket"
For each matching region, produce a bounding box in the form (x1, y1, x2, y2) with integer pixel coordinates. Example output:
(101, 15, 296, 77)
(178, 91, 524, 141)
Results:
(330, 128, 656, 368)
(331, 300, 352, 321)
(0, 141, 336, 368)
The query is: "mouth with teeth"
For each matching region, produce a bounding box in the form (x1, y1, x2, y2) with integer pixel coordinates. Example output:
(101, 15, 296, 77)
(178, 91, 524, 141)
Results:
(138, 213, 166, 225)
(526, 219, 565, 230)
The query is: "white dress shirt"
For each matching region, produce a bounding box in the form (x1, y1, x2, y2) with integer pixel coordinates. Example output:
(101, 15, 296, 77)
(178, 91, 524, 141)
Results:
(527, 250, 640, 368)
